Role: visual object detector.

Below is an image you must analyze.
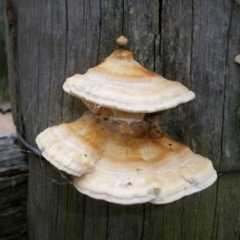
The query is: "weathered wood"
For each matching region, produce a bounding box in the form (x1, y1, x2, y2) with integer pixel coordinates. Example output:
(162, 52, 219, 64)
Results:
(3, 0, 240, 239)
(0, 134, 28, 240)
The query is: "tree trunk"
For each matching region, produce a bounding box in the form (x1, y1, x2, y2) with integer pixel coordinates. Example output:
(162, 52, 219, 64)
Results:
(0, 134, 28, 240)
(4, 0, 240, 239)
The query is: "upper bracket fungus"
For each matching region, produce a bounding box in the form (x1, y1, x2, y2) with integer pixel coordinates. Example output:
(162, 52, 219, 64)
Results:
(36, 36, 217, 204)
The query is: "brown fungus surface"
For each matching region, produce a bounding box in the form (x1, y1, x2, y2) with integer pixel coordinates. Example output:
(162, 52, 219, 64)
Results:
(36, 112, 217, 204)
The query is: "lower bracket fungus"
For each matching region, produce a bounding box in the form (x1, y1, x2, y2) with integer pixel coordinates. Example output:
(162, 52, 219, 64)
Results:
(36, 36, 217, 204)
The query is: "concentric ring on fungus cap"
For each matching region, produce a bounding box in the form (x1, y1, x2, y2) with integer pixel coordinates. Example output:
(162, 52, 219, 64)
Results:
(63, 49, 195, 113)
(36, 112, 217, 204)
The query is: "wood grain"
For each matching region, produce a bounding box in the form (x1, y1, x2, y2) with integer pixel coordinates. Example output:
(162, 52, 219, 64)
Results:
(0, 134, 28, 240)
(4, 0, 240, 239)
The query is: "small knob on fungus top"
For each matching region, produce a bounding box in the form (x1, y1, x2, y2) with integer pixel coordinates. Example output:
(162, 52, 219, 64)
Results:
(116, 36, 128, 47)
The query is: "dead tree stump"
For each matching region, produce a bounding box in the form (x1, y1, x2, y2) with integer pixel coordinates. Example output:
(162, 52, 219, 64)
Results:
(4, 0, 240, 239)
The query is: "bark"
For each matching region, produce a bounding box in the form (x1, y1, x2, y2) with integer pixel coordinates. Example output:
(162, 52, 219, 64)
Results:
(3, 0, 240, 239)
(0, 134, 28, 240)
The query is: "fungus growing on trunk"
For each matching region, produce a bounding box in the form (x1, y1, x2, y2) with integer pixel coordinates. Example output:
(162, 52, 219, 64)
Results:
(234, 54, 240, 64)
(36, 37, 217, 204)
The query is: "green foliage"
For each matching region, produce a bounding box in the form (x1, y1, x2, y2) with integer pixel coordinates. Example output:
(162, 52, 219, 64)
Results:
(235, 103, 240, 122)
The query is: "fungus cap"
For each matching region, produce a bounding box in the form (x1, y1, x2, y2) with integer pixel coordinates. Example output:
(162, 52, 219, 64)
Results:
(74, 153, 216, 204)
(36, 112, 217, 204)
(35, 115, 101, 176)
(234, 54, 240, 64)
(72, 113, 217, 204)
(63, 49, 195, 113)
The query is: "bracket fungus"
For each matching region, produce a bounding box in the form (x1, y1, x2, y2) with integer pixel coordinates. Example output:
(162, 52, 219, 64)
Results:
(36, 36, 217, 204)
(234, 54, 240, 64)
